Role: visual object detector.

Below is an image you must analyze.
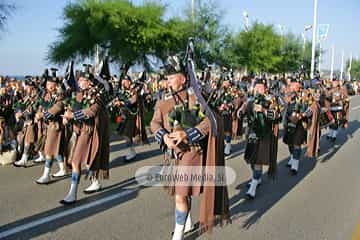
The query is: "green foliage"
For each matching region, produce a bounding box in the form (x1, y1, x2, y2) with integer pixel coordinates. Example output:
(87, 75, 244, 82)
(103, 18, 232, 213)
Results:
(48, 0, 323, 75)
(182, 1, 231, 68)
(48, 0, 188, 68)
(230, 22, 282, 73)
(302, 41, 321, 77)
(277, 33, 303, 73)
(347, 59, 360, 81)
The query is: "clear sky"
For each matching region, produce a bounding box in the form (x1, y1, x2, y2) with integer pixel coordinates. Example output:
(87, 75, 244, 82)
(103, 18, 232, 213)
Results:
(0, 0, 359, 75)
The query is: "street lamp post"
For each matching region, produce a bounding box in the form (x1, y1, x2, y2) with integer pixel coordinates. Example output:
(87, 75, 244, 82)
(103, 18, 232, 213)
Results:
(243, 11, 249, 31)
(318, 40, 322, 74)
(302, 33, 306, 50)
(192, 0, 195, 22)
(348, 53, 353, 81)
(330, 45, 335, 80)
(310, 0, 318, 78)
(302, 25, 312, 69)
(303, 25, 312, 49)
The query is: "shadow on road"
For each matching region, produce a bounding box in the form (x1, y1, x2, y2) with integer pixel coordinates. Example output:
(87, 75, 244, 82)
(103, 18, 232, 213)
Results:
(0, 176, 146, 240)
(1, 117, 358, 240)
(185, 119, 360, 239)
(110, 147, 162, 169)
(318, 120, 360, 163)
(110, 136, 155, 153)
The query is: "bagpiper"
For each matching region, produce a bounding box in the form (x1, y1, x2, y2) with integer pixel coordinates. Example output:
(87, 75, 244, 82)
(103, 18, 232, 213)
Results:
(60, 63, 110, 204)
(111, 71, 148, 161)
(206, 69, 238, 157)
(325, 78, 349, 142)
(35, 68, 67, 183)
(150, 51, 230, 240)
(283, 78, 311, 174)
(241, 78, 282, 198)
(13, 78, 39, 167)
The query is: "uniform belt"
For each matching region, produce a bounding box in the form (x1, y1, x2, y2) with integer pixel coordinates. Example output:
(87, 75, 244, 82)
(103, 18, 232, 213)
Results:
(330, 106, 342, 112)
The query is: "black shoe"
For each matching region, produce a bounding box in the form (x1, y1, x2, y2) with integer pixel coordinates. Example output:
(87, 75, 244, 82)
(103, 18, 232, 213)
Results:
(246, 193, 255, 200)
(13, 162, 27, 168)
(59, 199, 76, 205)
(171, 226, 195, 237)
(35, 180, 51, 185)
(124, 156, 136, 162)
(291, 169, 298, 175)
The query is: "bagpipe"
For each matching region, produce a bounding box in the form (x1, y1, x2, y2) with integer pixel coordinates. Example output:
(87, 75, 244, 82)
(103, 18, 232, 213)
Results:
(108, 71, 148, 120)
(329, 88, 349, 127)
(285, 90, 313, 132)
(185, 38, 218, 136)
(167, 87, 206, 131)
(246, 93, 276, 139)
(13, 93, 43, 122)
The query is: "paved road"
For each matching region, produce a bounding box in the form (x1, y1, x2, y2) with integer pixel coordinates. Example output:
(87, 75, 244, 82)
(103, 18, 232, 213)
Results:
(1, 96, 360, 240)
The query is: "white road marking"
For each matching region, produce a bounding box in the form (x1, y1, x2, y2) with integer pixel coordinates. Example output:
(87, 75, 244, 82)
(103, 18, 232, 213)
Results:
(0, 189, 136, 239)
(351, 105, 360, 111)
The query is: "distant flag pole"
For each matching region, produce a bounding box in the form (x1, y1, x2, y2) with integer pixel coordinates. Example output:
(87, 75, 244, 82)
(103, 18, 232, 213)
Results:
(310, 0, 318, 78)
(317, 24, 330, 76)
(340, 50, 344, 80)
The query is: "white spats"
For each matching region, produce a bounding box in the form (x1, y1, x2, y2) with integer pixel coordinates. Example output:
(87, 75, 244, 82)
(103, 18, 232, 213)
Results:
(246, 178, 259, 199)
(224, 142, 231, 156)
(184, 212, 194, 233)
(84, 178, 102, 194)
(287, 154, 294, 167)
(35, 167, 51, 184)
(13, 154, 28, 167)
(248, 177, 262, 187)
(60, 182, 78, 205)
(172, 223, 185, 240)
(52, 162, 67, 178)
(33, 152, 45, 163)
(291, 159, 299, 174)
(125, 146, 136, 161)
(332, 129, 338, 138)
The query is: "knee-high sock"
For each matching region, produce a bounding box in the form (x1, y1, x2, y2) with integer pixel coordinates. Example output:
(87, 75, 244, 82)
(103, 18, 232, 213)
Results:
(225, 135, 231, 143)
(56, 155, 63, 163)
(293, 146, 302, 160)
(253, 169, 262, 180)
(288, 145, 294, 156)
(45, 158, 53, 169)
(172, 208, 189, 240)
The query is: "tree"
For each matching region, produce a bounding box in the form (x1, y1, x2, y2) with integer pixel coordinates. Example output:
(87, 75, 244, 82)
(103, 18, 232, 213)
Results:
(230, 22, 282, 74)
(277, 33, 303, 74)
(347, 59, 360, 81)
(302, 41, 322, 77)
(48, 0, 188, 70)
(180, 0, 232, 68)
(0, 1, 15, 31)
